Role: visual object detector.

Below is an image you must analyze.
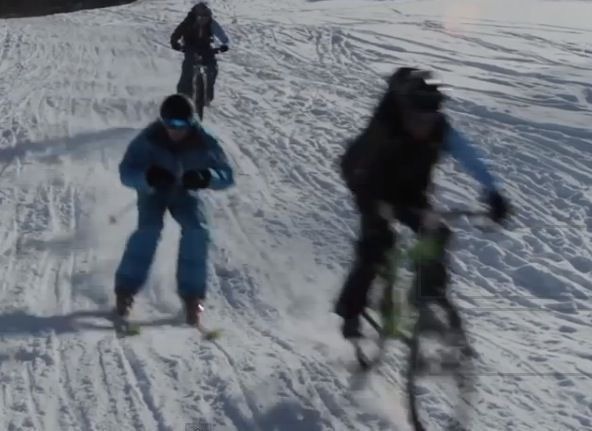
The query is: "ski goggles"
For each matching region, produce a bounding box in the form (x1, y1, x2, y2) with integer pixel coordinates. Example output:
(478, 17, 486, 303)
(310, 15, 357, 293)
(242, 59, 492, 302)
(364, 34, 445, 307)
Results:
(161, 117, 193, 130)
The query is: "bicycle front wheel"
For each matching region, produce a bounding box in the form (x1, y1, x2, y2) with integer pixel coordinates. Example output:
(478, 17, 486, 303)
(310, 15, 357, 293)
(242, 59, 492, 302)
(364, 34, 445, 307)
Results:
(194, 72, 205, 120)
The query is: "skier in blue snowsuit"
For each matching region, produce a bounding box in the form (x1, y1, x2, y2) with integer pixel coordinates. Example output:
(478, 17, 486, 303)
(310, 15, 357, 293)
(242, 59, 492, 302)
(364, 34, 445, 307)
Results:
(335, 67, 511, 338)
(114, 94, 234, 325)
(170, 2, 230, 104)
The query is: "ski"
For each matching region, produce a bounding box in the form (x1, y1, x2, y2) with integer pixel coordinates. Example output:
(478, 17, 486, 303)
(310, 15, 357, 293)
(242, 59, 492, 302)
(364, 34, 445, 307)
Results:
(189, 302, 222, 340)
(109, 303, 222, 340)
(196, 322, 222, 340)
(112, 310, 141, 337)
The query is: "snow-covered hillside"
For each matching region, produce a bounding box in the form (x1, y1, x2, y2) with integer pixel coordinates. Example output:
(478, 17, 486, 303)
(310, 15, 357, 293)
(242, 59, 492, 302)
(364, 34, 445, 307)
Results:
(0, 0, 590, 430)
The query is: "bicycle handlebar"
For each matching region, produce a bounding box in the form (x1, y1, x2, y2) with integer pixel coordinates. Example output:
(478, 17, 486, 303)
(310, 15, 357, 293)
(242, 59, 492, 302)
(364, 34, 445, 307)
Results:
(380, 203, 489, 221)
(426, 208, 497, 233)
(434, 208, 490, 219)
(378, 203, 494, 232)
(174, 46, 226, 55)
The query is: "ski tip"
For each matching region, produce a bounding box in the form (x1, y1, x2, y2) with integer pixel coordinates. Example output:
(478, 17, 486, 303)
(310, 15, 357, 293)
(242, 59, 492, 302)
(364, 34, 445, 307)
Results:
(203, 329, 222, 340)
(128, 326, 141, 335)
(115, 326, 141, 338)
(117, 323, 141, 335)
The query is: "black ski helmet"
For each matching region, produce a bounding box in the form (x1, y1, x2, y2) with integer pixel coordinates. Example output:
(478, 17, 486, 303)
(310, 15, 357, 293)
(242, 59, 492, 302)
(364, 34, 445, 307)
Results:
(388, 67, 445, 112)
(159, 94, 196, 127)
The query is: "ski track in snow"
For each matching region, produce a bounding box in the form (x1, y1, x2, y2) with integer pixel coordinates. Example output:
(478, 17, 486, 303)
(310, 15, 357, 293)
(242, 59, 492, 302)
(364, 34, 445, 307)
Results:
(0, 0, 591, 430)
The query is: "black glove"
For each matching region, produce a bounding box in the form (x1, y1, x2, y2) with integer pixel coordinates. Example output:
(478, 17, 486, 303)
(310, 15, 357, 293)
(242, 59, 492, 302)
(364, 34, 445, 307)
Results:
(146, 165, 175, 190)
(171, 41, 182, 51)
(219, 44, 229, 53)
(487, 190, 510, 223)
(182, 169, 212, 190)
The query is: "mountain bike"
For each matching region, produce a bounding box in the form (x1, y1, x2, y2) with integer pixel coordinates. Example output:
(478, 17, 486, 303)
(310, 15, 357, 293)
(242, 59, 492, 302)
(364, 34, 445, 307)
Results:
(352, 208, 490, 431)
(177, 46, 224, 120)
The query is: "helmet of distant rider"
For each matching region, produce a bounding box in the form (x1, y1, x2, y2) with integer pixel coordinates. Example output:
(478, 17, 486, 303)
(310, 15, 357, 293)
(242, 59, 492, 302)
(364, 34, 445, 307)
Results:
(193, 2, 213, 23)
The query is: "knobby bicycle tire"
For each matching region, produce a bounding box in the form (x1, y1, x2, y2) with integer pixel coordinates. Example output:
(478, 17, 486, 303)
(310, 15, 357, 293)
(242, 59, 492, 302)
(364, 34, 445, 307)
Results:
(193, 70, 205, 120)
(407, 300, 477, 431)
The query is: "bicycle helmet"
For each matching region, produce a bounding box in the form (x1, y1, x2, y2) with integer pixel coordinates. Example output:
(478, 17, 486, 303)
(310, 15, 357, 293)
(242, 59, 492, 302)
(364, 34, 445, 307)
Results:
(159, 94, 196, 129)
(192, 2, 212, 18)
(388, 67, 445, 112)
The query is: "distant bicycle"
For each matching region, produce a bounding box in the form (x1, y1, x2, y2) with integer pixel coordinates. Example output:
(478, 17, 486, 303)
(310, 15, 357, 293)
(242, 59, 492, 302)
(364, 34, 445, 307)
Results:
(175, 46, 225, 120)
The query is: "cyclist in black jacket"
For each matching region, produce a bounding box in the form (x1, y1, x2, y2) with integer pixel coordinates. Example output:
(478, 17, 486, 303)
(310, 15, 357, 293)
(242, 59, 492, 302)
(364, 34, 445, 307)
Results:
(170, 2, 230, 105)
(335, 67, 511, 338)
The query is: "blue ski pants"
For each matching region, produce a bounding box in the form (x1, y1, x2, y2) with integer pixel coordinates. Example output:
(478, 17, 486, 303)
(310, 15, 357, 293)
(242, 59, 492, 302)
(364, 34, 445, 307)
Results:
(115, 191, 209, 299)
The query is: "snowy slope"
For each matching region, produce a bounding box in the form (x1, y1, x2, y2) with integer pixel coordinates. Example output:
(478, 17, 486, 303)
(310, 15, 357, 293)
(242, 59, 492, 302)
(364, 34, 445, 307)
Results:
(0, 0, 591, 430)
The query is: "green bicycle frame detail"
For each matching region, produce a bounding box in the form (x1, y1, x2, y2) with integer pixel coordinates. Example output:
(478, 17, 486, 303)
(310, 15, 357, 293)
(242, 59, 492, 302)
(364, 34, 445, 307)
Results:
(376, 236, 443, 339)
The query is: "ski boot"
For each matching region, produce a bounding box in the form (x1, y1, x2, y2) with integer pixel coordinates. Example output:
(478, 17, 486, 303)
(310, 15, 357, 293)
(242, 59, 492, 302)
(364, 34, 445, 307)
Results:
(182, 296, 204, 326)
(342, 316, 363, 339)
(115, 290, 134, 318)
(335, 297, 363, 339)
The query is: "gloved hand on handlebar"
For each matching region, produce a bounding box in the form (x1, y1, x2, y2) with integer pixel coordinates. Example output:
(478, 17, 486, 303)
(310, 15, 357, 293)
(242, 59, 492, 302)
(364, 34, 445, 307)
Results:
(171, 41, 182, 51)
(219, 44, 229, 53)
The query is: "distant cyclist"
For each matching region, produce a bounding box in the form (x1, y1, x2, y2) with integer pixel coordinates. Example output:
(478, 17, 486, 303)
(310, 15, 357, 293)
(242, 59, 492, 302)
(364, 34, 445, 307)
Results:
(170, 2, 230, 105)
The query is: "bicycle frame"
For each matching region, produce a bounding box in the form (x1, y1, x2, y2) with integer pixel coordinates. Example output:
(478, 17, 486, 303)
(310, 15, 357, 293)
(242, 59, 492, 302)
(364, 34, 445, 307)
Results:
(188, 52, 210, 120)
(354, 208, 487, 430)
(185, 47, 222, 120)
(355, 237, 426, 367)
(359, 207, 488, 337)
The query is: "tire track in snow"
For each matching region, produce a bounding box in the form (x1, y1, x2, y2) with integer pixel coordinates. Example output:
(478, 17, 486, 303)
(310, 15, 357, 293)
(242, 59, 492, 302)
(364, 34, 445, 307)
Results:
(116, 342, 171, 431)
(57, 340, 97, 431)
(96, 339, 148, 430)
